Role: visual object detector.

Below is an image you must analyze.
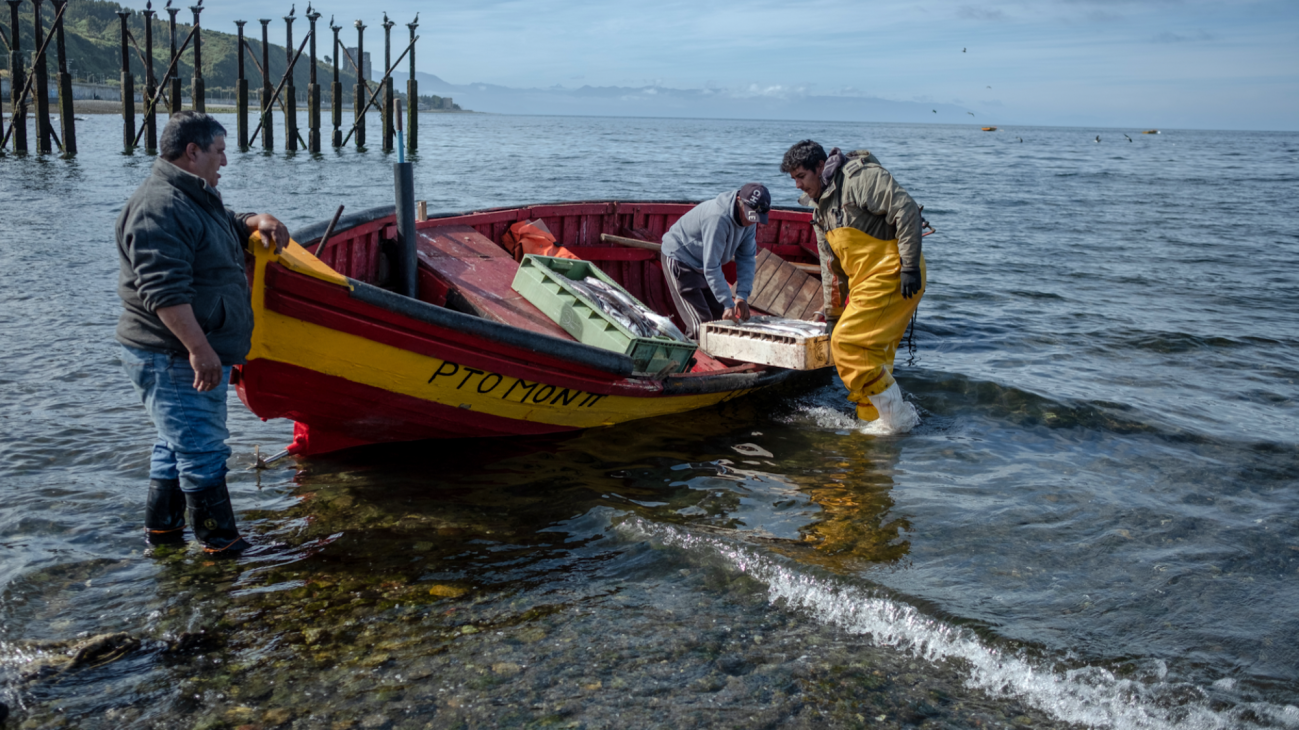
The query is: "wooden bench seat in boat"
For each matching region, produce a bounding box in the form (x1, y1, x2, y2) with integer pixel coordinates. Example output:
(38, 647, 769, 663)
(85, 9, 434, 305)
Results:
(415, 225, 576, 340)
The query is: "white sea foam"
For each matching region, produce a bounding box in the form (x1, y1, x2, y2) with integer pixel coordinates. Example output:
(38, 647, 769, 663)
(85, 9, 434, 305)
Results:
(620, 519, 1299, 730)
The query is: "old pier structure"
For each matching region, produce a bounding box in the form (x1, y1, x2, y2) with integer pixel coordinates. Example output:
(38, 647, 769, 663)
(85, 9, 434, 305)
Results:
(2, 1, 426, 157)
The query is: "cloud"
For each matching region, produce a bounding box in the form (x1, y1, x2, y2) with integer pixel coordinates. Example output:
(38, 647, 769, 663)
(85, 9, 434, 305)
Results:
(1153, 30, 1216, 42)
(957, 4, 1009, 20)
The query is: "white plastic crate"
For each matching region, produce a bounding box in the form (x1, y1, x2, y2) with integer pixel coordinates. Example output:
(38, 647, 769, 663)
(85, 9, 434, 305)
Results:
(698, 318, 833, 370)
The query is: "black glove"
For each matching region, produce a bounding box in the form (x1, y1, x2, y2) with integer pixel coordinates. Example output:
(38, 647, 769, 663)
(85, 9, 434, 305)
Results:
(824, 317, 838, 335)
(900, 270, 923, 299)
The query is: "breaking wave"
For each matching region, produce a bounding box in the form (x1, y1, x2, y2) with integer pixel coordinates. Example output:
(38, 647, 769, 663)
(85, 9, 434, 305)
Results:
(619, 518, 1299, 730)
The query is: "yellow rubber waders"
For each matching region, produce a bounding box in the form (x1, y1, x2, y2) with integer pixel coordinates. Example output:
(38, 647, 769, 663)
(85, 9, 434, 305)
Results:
(824, 227, 926, 421)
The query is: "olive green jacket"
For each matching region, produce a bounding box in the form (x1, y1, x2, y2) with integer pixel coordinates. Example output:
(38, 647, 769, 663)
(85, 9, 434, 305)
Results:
(799, 150, 923, 318)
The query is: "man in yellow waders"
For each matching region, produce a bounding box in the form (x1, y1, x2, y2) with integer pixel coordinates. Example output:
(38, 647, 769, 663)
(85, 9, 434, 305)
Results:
(780, 140, 925, 428)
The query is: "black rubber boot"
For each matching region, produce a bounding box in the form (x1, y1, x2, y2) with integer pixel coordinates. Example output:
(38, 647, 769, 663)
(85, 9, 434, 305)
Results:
(185, 481, 251, 555)
(145, 478, 187, 546)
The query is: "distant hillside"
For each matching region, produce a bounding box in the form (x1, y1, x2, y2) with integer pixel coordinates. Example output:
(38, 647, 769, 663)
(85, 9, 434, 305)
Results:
(2, 0, 367, 98)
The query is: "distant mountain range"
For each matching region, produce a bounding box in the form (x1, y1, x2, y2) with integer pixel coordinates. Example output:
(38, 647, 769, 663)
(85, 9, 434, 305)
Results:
(389, 70, 972, 122)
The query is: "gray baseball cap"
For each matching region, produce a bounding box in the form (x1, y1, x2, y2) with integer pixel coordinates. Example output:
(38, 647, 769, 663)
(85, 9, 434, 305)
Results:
(738, 183, 771, 224)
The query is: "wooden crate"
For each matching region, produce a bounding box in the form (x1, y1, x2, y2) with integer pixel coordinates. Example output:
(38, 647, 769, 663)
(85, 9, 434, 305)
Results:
(698, 319, 833, 370)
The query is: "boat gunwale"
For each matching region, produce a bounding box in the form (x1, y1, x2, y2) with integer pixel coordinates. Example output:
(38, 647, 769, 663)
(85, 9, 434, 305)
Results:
(291, 200, 817, 247)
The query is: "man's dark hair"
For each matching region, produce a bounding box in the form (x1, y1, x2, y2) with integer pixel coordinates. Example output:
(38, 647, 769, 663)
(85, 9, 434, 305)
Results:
(160, 111, 227, 161)
(780, 140, 828, 174)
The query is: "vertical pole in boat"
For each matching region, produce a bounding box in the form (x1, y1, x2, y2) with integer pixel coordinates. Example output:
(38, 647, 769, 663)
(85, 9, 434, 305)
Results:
(380, 13, 393, 153)
(189, 2, 203, 112)
(259, 18, 272, 151)
(54, 0, 76, 155)
(141, 2, 157, 154)
(406, 14, 417, 154)
(329, 17, 341, 148)
(5, 0, 27, 154)
(32, 0, 52, 153)
(166, 3, 180, 115)
(282, 7, 295, 151)
(353, 20, 365, 149)
(234, 20, 247, 149)
(392, 97, 416, 298)
(118, 9, 135, 153)
(306, 5, 320, 153)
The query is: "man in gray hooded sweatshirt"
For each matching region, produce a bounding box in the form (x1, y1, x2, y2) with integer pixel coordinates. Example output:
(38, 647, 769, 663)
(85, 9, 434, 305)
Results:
(660, 183, 769, 340)
(116, 111, 288, 554)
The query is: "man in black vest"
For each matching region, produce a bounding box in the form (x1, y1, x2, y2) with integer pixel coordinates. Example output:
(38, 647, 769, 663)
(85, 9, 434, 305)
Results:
(116, 111, 288, 554)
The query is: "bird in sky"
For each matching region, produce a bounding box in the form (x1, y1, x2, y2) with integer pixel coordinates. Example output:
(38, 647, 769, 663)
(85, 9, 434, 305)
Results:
(1017, 137, 1023, 142)
(963, 48, 967, 53)
(1095, 135, 1101, 143)
(987, 86, 992, 89)
(932, 109, 937, 113)
(968, 111, 975, 117)
(1124, 134, 1133, 142)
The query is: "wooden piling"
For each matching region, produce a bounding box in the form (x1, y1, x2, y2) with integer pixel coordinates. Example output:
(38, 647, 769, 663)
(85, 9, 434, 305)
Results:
(330, 18, 341, 147)
(32, 0, 52, 153)
(166, 5, 180, 115)
(235, 20, 247, 149)
(142, 3, 156, 153)
(353, 20, 365, 148)
(381, 14, 393, 153)
(306, 6, 320, 153)
(55, 0, 75, 155)
(259, 18, 272, 150)
(283, 9, 296, 151)
(5, 0, 26, 153)
(406, 15, 417, 153)
(189, 3, 203, 112)
(118, 10, 135, 153)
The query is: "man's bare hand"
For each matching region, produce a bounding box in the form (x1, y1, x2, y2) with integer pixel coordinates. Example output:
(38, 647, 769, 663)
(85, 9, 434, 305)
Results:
(157, 303, 224, 392)
(246, 213, 289, 253)
(188, 342, 224, 392)
(721, 299, 751, 323)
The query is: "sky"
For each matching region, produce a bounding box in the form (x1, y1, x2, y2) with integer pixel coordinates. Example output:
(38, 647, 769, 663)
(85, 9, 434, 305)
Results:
(203, 0, 1297, 130)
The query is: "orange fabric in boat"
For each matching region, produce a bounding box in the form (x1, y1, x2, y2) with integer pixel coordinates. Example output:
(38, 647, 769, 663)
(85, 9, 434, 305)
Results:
(504, 220, 581, 261)
(415, 225, 575, 340)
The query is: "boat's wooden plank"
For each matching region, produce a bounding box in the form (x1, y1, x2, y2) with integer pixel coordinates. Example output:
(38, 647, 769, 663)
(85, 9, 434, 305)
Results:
(565, 247, 657, 261)
(751, 261, 796, 313)
(420, 209, 523, 229)
(768, 245, 808, 259)
(786, 277, 822, 320)
(747, 249, 782, 305)
(415, 227, 575, 340)
(529, 203, 614, 219)
(800, 283, 826, 320)
(418, 225, 507, 259)
(619, 203, 695, 216)
(767, 263, 807, 314)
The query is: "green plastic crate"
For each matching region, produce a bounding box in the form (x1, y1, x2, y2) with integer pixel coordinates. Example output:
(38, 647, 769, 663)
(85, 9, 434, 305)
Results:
(512, 254, 697, 375)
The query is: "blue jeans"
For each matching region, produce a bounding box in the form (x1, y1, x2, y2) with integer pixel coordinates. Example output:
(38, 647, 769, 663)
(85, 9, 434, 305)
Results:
(120, 344, 232, 493)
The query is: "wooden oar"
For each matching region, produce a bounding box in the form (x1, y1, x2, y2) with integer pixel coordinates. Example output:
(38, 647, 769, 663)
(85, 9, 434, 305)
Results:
(313, 204, 346, 256)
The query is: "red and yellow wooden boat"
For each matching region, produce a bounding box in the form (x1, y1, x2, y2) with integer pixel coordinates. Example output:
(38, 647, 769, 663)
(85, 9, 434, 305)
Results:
(234, 201, 823, 456)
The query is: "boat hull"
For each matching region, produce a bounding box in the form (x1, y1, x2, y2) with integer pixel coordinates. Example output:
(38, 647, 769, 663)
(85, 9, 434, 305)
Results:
(236, 239, 789, 455)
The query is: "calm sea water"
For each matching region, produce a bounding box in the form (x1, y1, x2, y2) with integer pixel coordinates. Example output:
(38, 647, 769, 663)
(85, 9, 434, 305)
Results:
(1, 113, 1297, 729)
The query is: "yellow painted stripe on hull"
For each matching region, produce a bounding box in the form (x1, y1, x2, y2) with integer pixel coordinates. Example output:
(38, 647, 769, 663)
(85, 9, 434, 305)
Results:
(247, 240, 755, 429)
